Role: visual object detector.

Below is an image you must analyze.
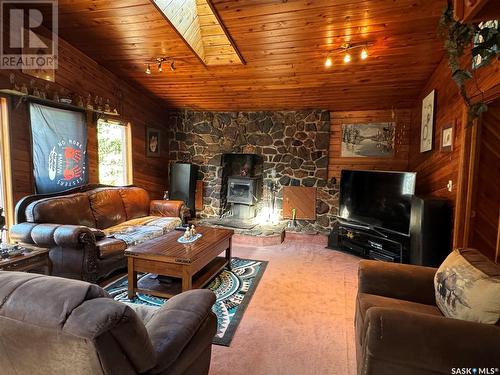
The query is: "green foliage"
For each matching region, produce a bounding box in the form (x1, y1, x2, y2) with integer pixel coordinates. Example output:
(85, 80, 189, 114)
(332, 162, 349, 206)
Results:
(97, 122, 126, 186)
(438, 2, 498, 124)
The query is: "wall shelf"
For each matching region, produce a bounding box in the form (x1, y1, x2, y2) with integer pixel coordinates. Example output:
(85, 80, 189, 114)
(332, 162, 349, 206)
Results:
(0, 89, 120, 117)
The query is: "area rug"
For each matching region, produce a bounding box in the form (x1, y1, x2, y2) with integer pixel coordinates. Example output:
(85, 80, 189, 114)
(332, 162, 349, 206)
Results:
(104, 257, 267, 346)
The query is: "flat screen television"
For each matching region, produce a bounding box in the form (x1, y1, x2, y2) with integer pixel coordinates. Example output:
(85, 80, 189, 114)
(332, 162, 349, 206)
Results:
(339, 170, 416, 236)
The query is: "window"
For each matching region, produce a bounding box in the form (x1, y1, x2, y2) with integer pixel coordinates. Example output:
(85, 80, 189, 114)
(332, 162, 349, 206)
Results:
(97, 119, 132, 186)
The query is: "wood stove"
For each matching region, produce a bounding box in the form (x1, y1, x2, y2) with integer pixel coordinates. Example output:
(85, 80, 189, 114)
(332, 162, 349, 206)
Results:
(227, 176, 261, 205)
(226, 176, 262, 219)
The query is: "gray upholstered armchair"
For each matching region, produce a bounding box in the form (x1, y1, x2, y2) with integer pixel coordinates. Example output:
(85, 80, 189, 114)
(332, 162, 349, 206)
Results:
(0, 271, 217, 375)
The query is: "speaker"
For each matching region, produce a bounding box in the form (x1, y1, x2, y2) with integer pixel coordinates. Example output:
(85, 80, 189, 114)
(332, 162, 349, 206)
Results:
(410, 196, 452, 267)
(169, 163, 198, 216)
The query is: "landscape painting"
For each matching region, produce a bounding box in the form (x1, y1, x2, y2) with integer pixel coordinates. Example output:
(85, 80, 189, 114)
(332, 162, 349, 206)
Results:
(341, 122, 395, 157)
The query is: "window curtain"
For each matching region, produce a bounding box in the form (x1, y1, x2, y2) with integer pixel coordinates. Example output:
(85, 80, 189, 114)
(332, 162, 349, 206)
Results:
(29, 103, 88, 193)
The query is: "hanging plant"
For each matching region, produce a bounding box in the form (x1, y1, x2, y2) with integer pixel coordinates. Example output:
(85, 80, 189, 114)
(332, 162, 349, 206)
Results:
(438, 1, 499, 124)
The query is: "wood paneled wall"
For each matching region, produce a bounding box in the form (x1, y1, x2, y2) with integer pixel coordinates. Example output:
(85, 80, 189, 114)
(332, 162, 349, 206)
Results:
(469, 101, 500, 261)
(328, 109, 411, 179)
(0, 37, 170, 206)
(409, 56, 500, 209)
(408, 58, 463, 205)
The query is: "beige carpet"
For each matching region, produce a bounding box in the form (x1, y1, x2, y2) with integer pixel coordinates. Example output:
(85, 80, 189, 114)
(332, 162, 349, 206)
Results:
(210, 235, 360, 375)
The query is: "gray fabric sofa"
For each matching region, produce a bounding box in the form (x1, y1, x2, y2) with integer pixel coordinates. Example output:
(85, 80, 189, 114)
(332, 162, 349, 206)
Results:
(0, 271, 217, 375)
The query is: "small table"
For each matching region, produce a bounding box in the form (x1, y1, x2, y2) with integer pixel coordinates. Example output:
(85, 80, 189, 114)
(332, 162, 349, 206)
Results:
(125, 226, 233, 299)
(0, 246, 52, 275)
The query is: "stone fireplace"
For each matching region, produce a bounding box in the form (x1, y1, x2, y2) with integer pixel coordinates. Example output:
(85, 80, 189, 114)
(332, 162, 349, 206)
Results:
(167, 110, 338, 233)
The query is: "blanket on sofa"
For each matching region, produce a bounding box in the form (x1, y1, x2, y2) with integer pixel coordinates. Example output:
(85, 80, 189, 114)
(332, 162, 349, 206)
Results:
(104, 216, 182, 246)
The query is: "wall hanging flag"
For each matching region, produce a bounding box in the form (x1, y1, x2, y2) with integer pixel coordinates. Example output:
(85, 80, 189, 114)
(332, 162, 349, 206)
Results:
(30, 103, 88, 193)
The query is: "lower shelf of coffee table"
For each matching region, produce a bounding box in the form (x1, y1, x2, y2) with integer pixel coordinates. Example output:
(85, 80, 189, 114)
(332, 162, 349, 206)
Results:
(134, 256, 228, 298)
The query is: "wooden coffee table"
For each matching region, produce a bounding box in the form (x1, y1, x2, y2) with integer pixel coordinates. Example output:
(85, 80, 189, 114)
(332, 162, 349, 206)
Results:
(125, 226, 233, 299)
(0, 246, 51, 275)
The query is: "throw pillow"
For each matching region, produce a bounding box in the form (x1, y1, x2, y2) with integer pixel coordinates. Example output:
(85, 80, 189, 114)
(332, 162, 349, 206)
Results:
(434, 248, 500, 324)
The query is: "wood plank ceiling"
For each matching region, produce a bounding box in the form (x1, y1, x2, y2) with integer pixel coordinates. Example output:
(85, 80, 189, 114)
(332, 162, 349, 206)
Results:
(54, 0, 446, 111)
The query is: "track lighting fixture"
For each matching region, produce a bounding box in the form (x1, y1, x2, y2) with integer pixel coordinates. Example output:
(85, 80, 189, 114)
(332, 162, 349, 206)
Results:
(144, 57, 176, 75)
(324, 42, 372, 67)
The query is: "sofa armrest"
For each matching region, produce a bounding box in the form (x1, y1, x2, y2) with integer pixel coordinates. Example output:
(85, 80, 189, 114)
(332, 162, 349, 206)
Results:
(364, 308, 500, 372)
(145, 289, 217, 373)
(150, 200, 184, 218)
(10, 223, 95, 248)
(358, 260, 437, 305)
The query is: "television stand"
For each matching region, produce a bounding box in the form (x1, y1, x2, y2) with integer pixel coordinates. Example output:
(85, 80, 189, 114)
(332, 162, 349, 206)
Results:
(336, 223, 409, 263)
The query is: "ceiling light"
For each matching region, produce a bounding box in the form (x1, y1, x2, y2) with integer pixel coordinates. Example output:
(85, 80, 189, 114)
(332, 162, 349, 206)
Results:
(145, 64, 151, 74)
(343, 53, 351, 64)
(360, 48, 368, 60)
(158, 62, 163, 72)
(324, 56, 333, 68)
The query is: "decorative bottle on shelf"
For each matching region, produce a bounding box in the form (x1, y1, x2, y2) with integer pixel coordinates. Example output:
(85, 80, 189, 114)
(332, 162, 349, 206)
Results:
(104, 99, 111, 112)
(86, 94, 93, 110)
(20, 83, 28, 95)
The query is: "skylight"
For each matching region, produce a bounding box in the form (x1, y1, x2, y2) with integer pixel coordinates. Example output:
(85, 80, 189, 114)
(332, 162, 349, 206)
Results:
(152, 0, 243, 66)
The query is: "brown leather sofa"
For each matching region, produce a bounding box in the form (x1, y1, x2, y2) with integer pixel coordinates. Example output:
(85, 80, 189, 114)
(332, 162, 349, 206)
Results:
(10, 185, 185, 282)
(0, 271, 217, 375)
(355, 260, 500, 375)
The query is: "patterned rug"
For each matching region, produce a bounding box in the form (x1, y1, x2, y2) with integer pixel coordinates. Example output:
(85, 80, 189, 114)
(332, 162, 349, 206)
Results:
(104, 257, 267, 346)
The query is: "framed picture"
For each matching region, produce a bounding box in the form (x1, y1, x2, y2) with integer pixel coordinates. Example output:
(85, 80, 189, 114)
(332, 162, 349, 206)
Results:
(341, 122, 395, 157)
(420, 90, 435, 152)
(146, 128, 161, 157)
(441, 123, 454, 152)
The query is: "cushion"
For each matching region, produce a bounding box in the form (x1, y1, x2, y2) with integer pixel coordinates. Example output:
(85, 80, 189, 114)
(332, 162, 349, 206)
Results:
(434, 248, 500, 324)
(88, 188, 127, 229)
(25, 193, 95, 227)
(96, 237, 127, 259)
(119, 187, 150, 220)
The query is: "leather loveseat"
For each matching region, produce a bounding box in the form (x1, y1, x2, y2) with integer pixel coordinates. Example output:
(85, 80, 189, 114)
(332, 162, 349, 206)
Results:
(0, 271, 217, 375)
(355, 260, 500, 375)
(10, 185, 185, 282)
